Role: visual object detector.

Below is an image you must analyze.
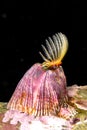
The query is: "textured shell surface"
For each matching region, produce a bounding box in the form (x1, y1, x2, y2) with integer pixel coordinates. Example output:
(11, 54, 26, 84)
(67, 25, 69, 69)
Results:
(7, 63, 67, 117)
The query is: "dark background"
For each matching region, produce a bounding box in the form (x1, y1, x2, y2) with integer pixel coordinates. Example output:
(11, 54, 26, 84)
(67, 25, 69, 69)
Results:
(0, 1, 87, 102)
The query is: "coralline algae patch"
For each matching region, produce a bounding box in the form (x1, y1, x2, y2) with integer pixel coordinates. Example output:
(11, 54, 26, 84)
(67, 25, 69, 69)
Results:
(2, 109, 71, 130)
(0, 103, 17, 130)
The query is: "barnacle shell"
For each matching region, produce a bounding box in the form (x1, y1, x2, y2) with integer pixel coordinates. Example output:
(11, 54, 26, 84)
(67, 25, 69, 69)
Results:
(7, 63, 67, 116)
(7, 32, 68, 117)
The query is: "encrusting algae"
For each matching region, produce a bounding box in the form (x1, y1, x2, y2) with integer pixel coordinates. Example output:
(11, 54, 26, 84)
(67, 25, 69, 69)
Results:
(2, 33, 87, 130)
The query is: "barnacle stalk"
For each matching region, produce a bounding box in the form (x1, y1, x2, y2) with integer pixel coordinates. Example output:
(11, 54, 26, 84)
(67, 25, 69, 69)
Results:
(39, 32, 68, 69)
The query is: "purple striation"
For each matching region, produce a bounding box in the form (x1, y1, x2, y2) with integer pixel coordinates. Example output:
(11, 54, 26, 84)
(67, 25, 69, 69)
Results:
(7, 63, 67, 116)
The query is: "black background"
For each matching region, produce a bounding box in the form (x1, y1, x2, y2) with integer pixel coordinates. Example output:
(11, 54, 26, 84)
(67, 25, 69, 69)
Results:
(0, 1, 87, 101)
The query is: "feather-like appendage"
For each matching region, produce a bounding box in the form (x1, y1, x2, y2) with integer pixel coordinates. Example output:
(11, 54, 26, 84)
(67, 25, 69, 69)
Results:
(39, 32, 68, 69)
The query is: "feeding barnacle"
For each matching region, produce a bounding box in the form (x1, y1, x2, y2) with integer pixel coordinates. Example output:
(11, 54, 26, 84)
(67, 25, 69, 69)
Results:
(2, 32, 79, 130)
(4, 32, 68, 117)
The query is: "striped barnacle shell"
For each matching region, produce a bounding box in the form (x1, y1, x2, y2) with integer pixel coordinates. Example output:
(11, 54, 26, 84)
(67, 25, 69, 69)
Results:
(39, 32, 68, 69)
(7, 33, 68, 117)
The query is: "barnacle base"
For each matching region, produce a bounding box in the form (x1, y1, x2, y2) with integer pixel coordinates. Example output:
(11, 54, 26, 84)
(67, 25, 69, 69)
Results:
(2, 109, 72, 130)
(1, 85, 87, 130)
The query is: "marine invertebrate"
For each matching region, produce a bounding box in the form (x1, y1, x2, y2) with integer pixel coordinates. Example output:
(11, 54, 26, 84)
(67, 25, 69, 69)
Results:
(2, 32, 76, 130)
(5, 32, 68, 117)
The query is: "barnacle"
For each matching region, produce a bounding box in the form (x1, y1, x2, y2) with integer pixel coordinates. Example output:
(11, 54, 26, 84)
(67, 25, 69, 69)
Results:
(39, 32, 68, 69)
(2, 32, 71, 130)
(2, 32, 87, 130)
(4, 33, 68, 118)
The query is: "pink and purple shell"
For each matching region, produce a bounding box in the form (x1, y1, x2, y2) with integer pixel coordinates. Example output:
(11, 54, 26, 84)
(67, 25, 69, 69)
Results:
(7, 63, 67, 116)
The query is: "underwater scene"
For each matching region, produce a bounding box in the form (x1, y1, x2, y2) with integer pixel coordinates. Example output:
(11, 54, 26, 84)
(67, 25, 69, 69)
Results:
(0, 33, 87, 130)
